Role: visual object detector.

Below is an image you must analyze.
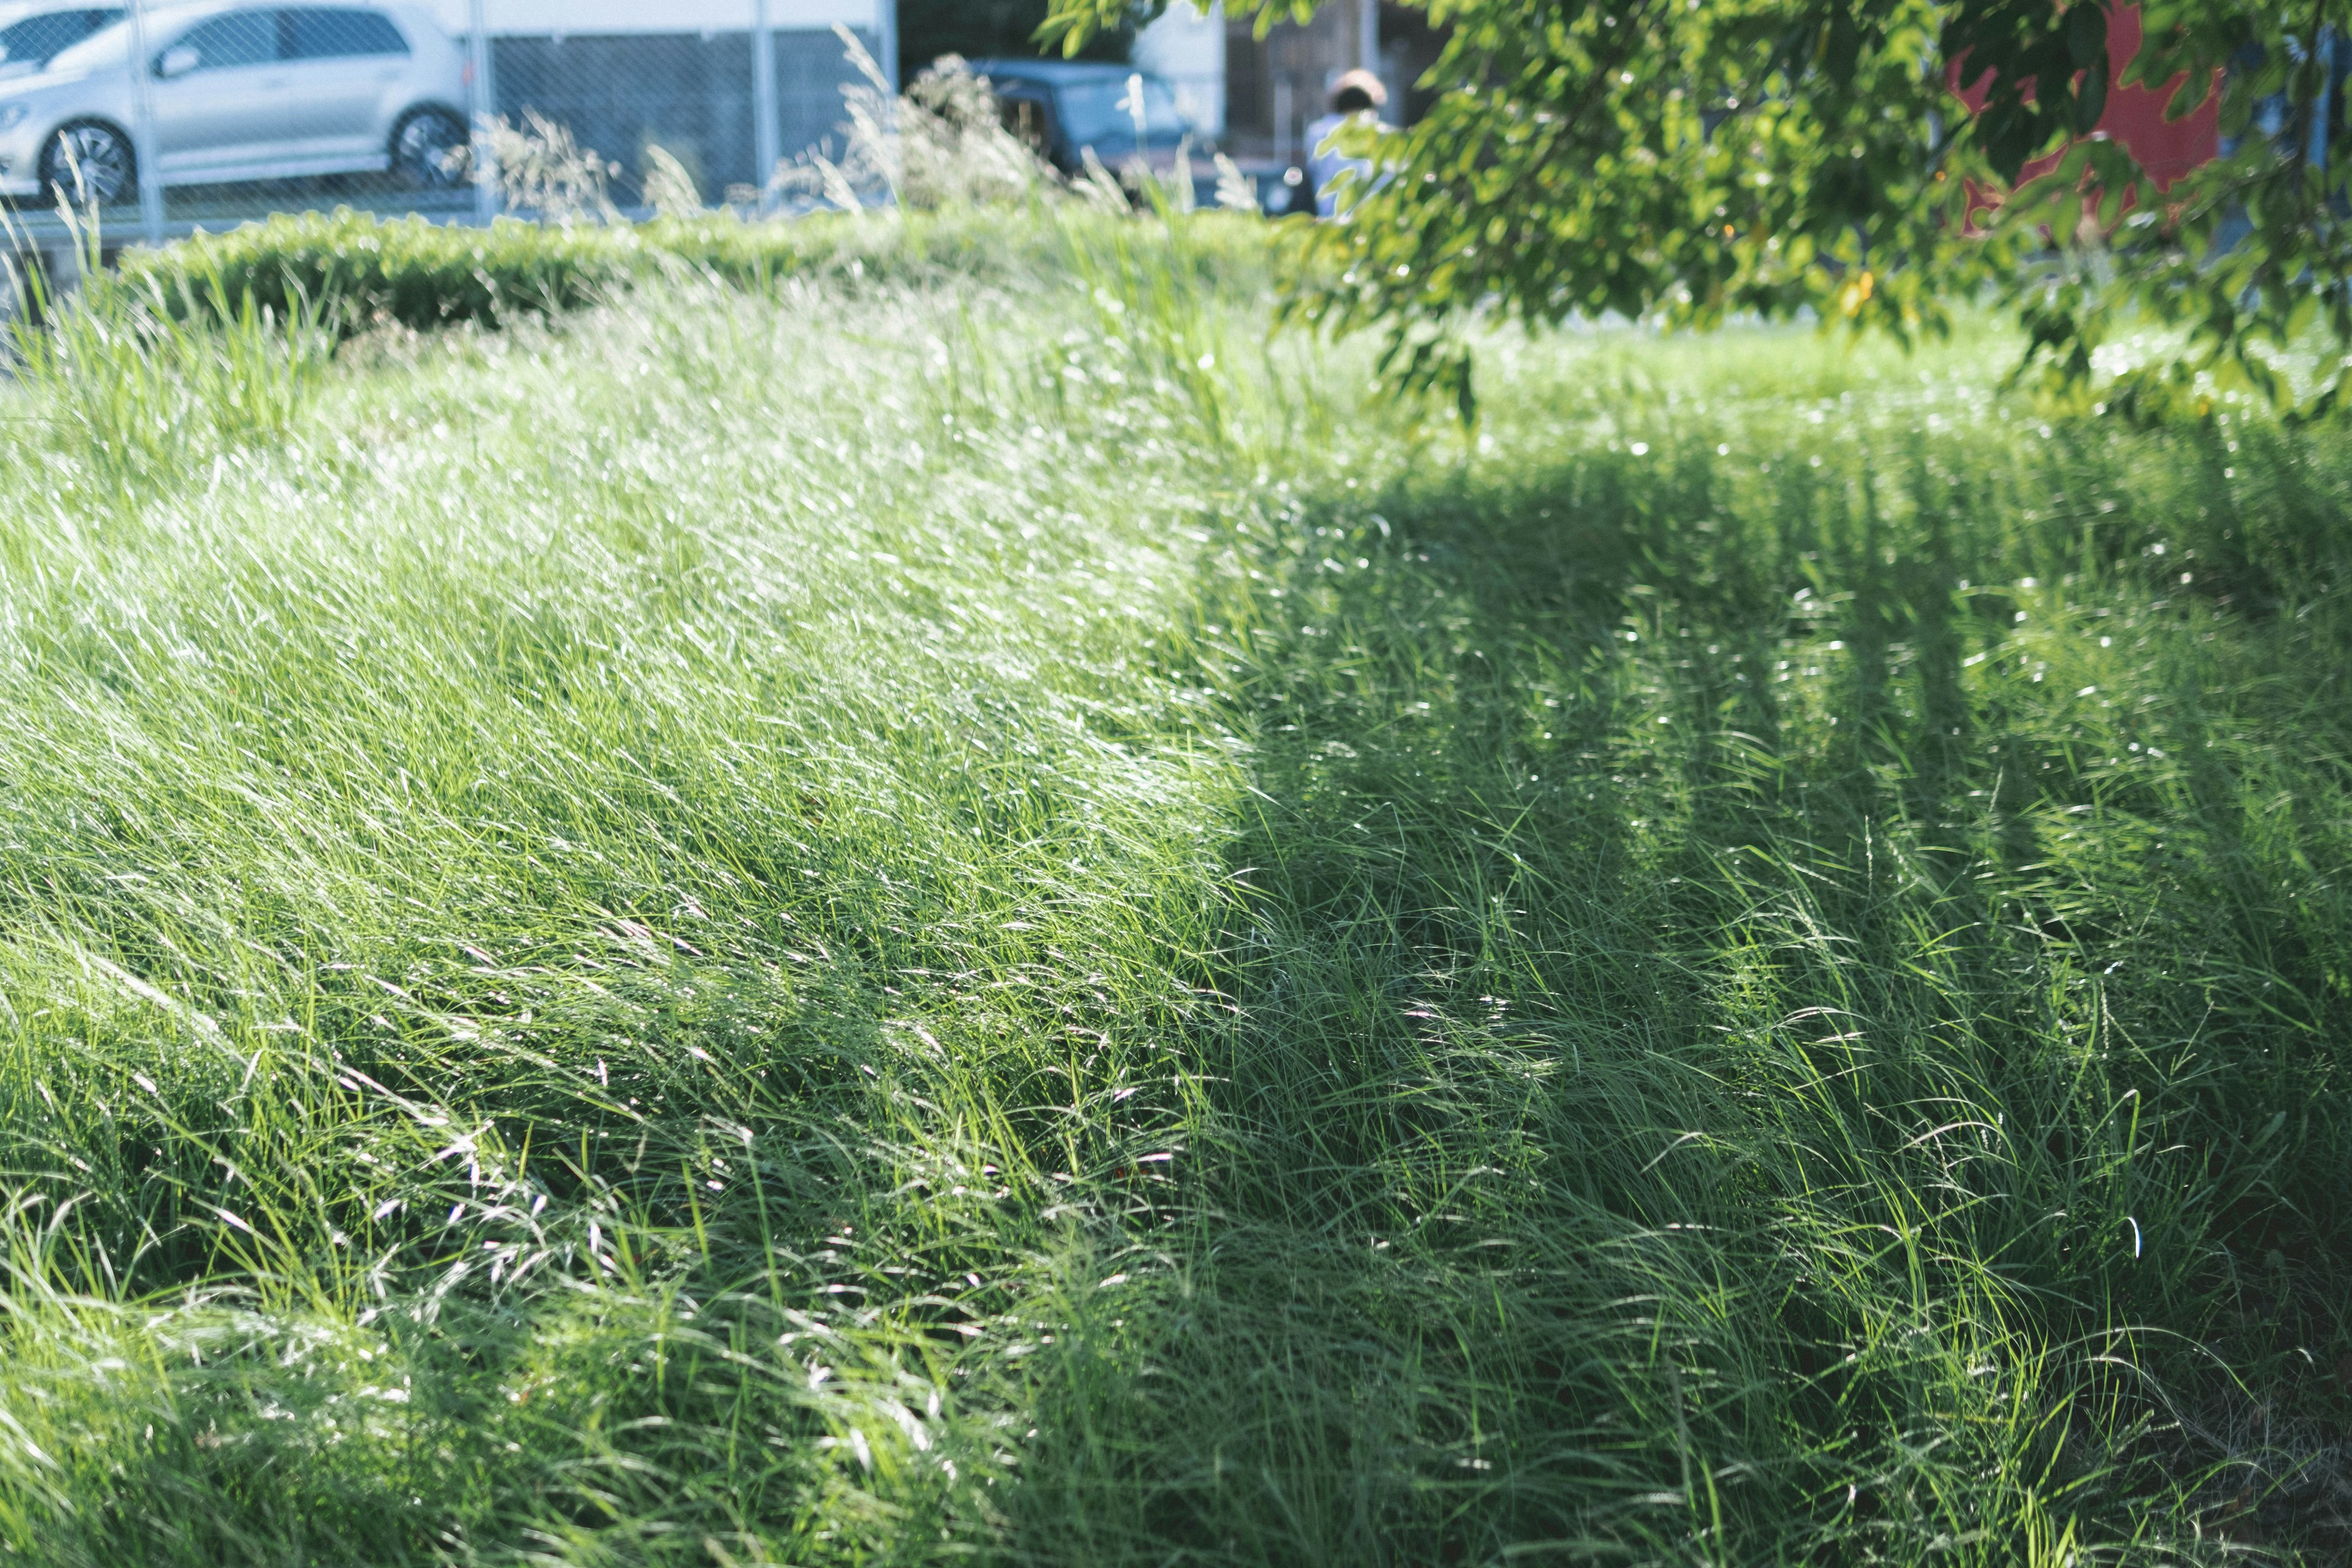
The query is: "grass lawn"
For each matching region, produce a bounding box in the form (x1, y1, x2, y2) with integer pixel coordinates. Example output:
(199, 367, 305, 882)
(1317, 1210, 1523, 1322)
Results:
(0, 211, 2346, 1565)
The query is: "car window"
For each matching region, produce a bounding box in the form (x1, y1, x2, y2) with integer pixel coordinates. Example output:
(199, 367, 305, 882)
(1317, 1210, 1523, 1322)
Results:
(995, 91, 1054, 153)
(1052, 75, 1185, 149)
(282, 7, 407, 60)
(171, 10, 281, 70)
(0, 9, 124, 69)
(45, 15, 132, 73)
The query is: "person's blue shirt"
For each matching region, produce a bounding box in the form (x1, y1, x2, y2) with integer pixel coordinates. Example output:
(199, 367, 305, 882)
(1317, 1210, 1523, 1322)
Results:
(1306, 110, 1385, 218)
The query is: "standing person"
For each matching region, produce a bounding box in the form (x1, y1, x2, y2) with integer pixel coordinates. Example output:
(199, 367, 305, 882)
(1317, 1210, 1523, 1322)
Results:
(1306, 69, 1388, 219)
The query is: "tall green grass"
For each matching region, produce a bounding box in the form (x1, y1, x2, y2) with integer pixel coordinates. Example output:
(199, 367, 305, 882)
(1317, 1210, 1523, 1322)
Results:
(0, 210, 2343, 1566)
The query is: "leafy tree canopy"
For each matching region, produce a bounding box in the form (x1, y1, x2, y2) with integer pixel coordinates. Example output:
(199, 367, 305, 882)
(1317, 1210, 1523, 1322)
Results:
(1045, 0, 2352, 421)
(900, 0, 1140, 78)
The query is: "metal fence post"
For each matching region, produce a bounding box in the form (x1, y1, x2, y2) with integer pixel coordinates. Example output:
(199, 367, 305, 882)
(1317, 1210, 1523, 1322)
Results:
(125, 0, 164, 246)
(752, 0, 778, 212)
(468, 0, 498, 224)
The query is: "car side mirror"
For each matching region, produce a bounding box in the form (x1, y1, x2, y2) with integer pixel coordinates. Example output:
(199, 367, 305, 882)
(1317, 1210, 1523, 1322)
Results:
(156, 44, 198, 79)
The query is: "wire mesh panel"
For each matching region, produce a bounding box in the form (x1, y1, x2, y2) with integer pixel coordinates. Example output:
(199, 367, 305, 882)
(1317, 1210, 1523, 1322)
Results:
(480, 3, 884, 213)
(0, 0, 892, 243)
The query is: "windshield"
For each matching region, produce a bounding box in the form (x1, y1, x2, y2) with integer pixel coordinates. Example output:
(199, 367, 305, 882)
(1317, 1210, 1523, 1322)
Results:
(0, 8, 123, 68)
(43, 3, 184, 74)
(1054, 75, 1186, 151)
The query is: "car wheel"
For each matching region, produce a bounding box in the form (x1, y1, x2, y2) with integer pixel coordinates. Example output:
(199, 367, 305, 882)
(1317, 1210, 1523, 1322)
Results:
(390, 107, 468, 190)
(38, 121, 134, 207)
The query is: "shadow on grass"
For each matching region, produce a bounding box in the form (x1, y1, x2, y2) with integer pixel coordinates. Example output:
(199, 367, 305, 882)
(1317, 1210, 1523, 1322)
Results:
(1009, 418, 2352, 1564)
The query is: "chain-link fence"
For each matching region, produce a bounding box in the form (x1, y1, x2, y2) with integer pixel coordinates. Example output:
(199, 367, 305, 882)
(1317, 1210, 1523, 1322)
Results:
(0, 0, 895, 246)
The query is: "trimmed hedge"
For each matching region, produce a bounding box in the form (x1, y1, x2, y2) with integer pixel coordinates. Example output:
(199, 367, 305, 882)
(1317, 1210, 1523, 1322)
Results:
(113, 204, 1276, 336)
(117, 210, 624, 331)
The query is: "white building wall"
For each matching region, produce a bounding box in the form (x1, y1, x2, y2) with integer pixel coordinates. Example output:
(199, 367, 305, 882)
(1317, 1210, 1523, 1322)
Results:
(1133, 1, 1224, 137)
(416, 1, 886, 37)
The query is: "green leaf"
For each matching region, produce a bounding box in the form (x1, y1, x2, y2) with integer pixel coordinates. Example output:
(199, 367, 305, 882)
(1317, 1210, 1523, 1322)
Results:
(2067, 2, 2108, 69)
(2073, 66, 2109, 135)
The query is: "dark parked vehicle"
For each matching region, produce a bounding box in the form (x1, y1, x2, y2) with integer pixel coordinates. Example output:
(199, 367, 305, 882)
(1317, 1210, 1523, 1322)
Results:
(969, 56, 1237, 206)
(1227, 156, 1313, 216)
(970, 58, 1185, 170)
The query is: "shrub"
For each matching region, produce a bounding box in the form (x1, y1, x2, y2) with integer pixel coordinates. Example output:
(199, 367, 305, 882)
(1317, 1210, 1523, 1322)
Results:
(115, 209, 633, 334)
(112, 205, 1277, 337)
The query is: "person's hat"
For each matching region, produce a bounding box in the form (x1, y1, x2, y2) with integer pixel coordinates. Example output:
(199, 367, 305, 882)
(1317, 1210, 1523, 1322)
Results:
(1330, 69, 1389, 111)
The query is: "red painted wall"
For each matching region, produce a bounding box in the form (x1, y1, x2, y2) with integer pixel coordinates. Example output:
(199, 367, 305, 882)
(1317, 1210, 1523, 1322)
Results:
(2071, 4, 2219, 187)
(1957, 4, 2220, 190)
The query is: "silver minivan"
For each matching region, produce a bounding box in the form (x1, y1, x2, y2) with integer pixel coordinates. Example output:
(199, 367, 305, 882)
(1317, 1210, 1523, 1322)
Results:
(0, 1, 468, 203)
